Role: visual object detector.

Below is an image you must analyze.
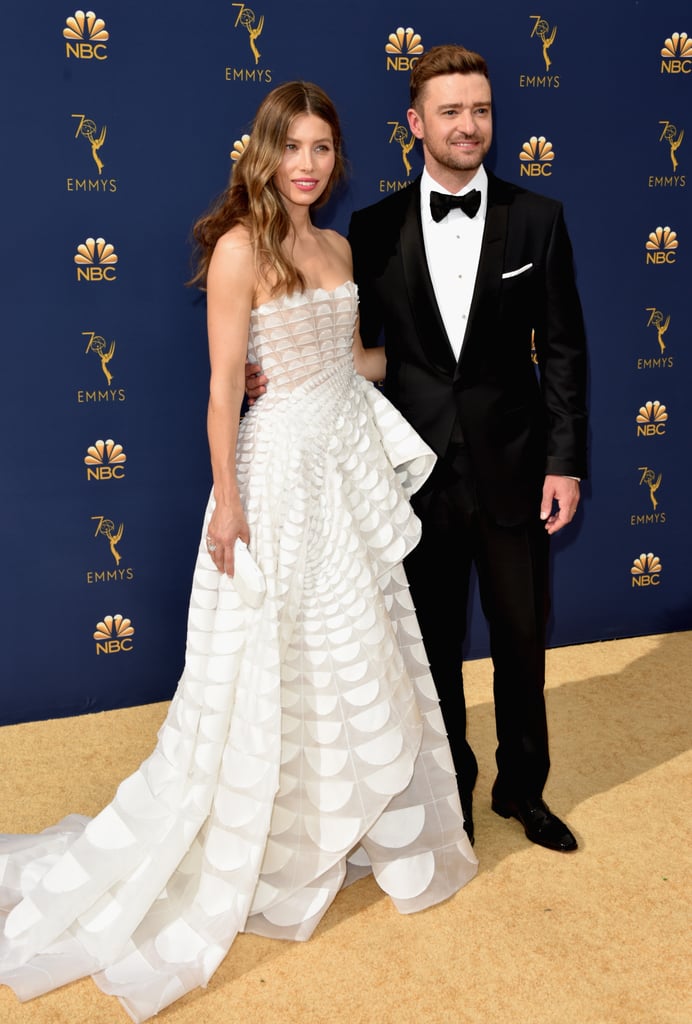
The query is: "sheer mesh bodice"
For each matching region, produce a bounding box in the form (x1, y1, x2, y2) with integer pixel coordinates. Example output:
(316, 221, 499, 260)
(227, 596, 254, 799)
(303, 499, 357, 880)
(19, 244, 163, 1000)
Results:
(247, 282, 357, 393)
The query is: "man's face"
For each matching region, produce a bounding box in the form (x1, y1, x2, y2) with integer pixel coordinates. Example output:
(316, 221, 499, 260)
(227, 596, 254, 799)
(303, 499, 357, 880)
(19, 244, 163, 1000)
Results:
(407, 72, 492, 190)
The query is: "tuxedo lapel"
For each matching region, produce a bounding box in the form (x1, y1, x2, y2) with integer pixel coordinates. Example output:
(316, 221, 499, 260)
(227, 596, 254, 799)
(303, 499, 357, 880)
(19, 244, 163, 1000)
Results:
(399, 181, 458, 373)
(455, 174, 509, 378)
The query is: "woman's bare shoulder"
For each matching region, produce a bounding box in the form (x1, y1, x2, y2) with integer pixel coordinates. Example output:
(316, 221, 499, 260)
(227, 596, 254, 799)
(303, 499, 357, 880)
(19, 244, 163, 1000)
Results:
(208, 225, 255, 297)
(317, 228, 353, 279)
(320, 227, 351, 254)
(214, 223, 253, 256)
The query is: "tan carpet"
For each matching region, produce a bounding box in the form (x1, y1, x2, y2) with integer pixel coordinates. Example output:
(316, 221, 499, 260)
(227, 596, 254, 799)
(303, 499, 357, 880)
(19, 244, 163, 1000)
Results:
(1, 631, 690, 1024)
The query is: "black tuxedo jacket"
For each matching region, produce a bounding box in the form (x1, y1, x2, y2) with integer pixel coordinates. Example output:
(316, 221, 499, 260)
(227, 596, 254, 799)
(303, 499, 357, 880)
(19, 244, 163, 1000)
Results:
(348, 172, 588, 526)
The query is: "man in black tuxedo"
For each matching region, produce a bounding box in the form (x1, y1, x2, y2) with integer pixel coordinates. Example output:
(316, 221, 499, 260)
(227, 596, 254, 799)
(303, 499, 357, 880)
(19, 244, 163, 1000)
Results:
(347, 44, 587, 852)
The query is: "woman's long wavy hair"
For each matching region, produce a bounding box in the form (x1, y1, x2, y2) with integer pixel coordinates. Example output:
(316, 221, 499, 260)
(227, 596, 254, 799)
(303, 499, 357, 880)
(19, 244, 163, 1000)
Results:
(189, 81, 345, 295)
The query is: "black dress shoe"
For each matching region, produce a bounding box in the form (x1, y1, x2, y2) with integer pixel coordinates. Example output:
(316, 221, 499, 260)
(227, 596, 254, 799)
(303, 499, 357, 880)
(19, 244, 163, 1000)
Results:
(491, 795, 577, 852)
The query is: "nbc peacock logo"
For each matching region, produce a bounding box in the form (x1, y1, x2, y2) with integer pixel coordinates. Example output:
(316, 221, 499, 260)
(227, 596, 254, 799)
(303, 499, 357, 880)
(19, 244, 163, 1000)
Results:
(63, 10, 109, 60)
(230, 134, 250, 162)
(636, 400, 668, 438)
(645, 226, 678, 265)
(630, 553, 662, 587)
(94, 614, 134, 654)
(385, 26, 424, 72)
(519, 136, 555, 177)
(85, 438, 127, 480)
(660, 32, 691, 74)
(74, 237, 118, 281)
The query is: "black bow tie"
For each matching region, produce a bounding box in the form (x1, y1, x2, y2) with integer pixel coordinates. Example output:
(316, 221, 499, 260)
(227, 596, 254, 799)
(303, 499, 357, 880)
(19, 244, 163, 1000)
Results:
(430, 189, 481, 222)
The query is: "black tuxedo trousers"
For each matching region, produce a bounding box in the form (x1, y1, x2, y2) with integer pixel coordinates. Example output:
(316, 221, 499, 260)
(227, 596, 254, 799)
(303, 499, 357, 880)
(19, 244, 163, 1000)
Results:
(404, 443, 551, 808)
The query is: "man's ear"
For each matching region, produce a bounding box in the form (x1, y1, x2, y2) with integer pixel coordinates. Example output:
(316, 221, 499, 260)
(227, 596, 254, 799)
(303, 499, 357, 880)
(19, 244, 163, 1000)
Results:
(407, 107, 424, 140)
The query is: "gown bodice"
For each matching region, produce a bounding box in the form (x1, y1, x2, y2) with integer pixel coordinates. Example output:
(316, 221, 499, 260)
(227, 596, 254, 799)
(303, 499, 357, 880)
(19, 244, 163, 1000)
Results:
(247, 281, 357, 394)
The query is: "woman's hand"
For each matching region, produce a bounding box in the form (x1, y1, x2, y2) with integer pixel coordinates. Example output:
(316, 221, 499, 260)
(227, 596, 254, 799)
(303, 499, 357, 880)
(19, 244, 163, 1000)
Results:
(205, 503, 249, 576)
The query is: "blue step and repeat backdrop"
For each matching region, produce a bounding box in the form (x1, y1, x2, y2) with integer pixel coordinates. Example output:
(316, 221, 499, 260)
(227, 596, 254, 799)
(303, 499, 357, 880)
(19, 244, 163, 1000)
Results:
(1, 1, 690, 725)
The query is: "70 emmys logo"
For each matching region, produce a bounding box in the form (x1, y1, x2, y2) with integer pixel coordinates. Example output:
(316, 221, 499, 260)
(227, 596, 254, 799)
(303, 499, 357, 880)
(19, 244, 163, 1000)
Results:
(64, 10, 109, 60)
(385, 26, 424, 71)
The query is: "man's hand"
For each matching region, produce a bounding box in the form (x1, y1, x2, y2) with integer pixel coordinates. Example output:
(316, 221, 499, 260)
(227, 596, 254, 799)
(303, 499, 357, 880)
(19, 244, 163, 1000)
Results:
(540, 475, 580, 535)
(245, 360, 267, 406)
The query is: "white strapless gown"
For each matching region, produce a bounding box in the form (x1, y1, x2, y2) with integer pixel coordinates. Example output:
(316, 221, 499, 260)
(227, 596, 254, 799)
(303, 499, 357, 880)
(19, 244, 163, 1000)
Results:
(0, 282, 477, 1022)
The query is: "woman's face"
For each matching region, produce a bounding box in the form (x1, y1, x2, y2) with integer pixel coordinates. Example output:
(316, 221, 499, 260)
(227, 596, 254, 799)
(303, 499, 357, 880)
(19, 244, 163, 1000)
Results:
(273, 113, 336, 210)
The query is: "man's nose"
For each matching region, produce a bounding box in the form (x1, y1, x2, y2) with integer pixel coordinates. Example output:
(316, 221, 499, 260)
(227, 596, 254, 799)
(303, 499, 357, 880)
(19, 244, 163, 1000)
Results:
(458, 110, 476, 134)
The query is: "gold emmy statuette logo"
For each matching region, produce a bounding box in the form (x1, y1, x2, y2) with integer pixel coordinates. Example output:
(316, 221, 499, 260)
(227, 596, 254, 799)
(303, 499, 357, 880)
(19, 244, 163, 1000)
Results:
(94, 613, 134, 654)
(230, 134, 250, 162)
(388, 122, 416, 177)
(385, 26, 424, 72)
(74, 237, 118, 281)
(530, 328, 538, 365)
(519, 136, 554, 177)
(72, 114, 107, 174)
(638, 467, 662, 511)
(85, 438, 127, 480)
(636, 400, 668, 437)
(645, 226, 678, 265)
(84, 331, 116, 383)
(92, 514, 124, 564)
(530, 15, 557, 71)
(630, 552, 662, 587)
(659, 121, 684, 172)
(660, 32, 692, 73)
(232, 3, 264, 64)
(64, 10, 109, 60)
(645, 308, 671, 354)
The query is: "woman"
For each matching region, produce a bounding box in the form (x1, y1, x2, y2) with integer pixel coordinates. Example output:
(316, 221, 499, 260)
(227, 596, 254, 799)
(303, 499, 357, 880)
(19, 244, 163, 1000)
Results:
(0, 82, 477, 1022)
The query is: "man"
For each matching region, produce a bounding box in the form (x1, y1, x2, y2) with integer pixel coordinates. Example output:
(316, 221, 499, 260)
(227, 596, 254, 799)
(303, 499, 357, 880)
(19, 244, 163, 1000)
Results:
(348, 44, 587, 853)
(247, 44, 588, 853)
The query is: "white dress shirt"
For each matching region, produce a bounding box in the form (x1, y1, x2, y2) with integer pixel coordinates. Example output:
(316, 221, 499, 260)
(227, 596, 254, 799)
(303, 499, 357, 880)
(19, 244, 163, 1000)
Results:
(420, 165, 487, 360)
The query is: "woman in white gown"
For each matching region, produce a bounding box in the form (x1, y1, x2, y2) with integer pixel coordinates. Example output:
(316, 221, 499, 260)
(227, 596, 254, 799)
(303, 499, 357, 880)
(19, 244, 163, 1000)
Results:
(0, 81, 477, 1022)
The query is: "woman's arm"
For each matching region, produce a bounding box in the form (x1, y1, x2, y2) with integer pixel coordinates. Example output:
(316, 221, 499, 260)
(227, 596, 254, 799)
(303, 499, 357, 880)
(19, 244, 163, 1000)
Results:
(205, 229, 256, 576)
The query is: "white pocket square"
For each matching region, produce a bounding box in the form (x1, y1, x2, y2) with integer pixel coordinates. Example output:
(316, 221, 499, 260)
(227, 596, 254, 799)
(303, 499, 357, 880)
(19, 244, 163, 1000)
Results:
(502, 263, 533, 279)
